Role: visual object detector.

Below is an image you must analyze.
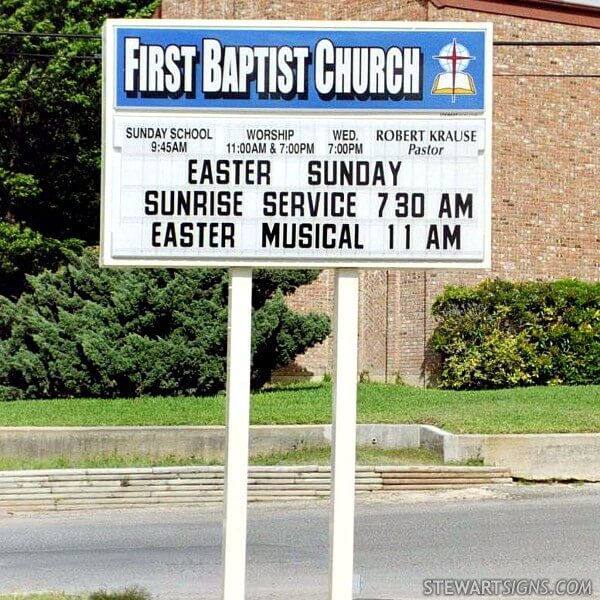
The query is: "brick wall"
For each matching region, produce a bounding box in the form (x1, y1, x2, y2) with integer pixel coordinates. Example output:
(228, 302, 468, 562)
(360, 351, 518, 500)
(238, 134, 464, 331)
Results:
(159, 0, 599, 386)
(161, 0, 428, 21)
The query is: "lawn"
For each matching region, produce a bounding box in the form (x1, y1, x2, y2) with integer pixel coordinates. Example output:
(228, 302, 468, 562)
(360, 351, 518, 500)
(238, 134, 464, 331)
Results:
(0, 446, 445, 471)
(0, 383, 598, 434)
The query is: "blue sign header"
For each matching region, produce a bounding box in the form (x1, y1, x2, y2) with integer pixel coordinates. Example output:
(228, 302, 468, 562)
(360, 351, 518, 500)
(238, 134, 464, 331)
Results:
(112, 25, 488, 111)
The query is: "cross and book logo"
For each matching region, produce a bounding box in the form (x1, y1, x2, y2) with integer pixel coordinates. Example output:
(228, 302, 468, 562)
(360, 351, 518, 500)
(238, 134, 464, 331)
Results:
(432, 39, 477, 102)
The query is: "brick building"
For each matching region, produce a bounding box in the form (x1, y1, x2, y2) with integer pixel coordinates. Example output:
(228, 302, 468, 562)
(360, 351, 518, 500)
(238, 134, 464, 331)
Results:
(155, 0, 600, 385)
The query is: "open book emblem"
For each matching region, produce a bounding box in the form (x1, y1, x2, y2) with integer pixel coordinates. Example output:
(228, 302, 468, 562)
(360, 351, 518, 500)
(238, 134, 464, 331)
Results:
(432, 39, 476, 102)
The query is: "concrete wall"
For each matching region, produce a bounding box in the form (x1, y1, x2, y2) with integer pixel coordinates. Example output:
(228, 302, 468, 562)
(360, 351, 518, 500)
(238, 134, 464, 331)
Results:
(0, 424, 421, 461)
(3, 425, 600, 480)
(419, 425, 452, 456)
(445, 433, 600, 481)
(355, 424, 421, 449)
(0, 464, 512, 512)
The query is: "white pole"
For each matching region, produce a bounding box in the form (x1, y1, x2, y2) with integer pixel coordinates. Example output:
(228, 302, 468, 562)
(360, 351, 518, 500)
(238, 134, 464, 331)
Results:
(222, 267, 253, 600)
(329, 268, 359, 600)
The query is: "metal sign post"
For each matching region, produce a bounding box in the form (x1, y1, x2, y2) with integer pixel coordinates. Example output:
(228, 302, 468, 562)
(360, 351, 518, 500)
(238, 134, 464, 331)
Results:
(329, 269, 360, 599)
(221, 267, 253, 600)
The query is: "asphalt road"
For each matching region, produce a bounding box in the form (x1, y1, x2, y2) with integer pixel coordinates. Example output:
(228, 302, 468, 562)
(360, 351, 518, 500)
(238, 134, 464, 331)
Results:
(1, 484, 599, 599)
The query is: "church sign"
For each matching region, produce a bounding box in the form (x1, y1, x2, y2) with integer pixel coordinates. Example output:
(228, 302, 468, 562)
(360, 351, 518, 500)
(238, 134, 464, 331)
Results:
(101, 20, 492, 269)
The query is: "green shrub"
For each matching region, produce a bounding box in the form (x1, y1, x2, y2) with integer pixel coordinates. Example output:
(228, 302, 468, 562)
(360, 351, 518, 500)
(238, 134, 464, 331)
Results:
(0, 249, 330, 400)
(0, 221, 83, 298)
(431, 279, 600, 389)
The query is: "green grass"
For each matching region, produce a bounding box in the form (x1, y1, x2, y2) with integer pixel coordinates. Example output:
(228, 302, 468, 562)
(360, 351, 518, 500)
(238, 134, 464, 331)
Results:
(0, 383, 599, 434)
(0, 446, 444, 471)
(251, 446, 444, 466)
(0, 454, 219, 471)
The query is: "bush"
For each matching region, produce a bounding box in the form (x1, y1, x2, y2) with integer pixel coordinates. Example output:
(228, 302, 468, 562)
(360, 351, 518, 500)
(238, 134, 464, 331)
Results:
(431, 279, 600, 389)
(0, 249, 330, 400)
(0, 221, 83, 298)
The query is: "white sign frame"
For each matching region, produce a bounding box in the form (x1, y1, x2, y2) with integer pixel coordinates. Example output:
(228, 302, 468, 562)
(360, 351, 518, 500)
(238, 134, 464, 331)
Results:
(101, 20, 493, 270)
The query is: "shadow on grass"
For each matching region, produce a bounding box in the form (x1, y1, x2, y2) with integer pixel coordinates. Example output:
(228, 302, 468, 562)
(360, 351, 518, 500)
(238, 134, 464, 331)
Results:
(90, 588, 152, 600)
(256, 381, 329, 394)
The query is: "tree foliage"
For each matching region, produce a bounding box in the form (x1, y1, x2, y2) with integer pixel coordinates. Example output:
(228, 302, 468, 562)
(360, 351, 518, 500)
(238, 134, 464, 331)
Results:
(0, 221, 83, 298)
(431, 279, 600, 390)
(0, 249, 330, 400)
(0, 1, 332, 400)
(0, 0, 158, 241)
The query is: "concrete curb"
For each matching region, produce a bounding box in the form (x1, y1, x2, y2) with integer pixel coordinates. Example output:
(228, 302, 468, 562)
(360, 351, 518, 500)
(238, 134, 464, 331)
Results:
(0, 465, 512, 512)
